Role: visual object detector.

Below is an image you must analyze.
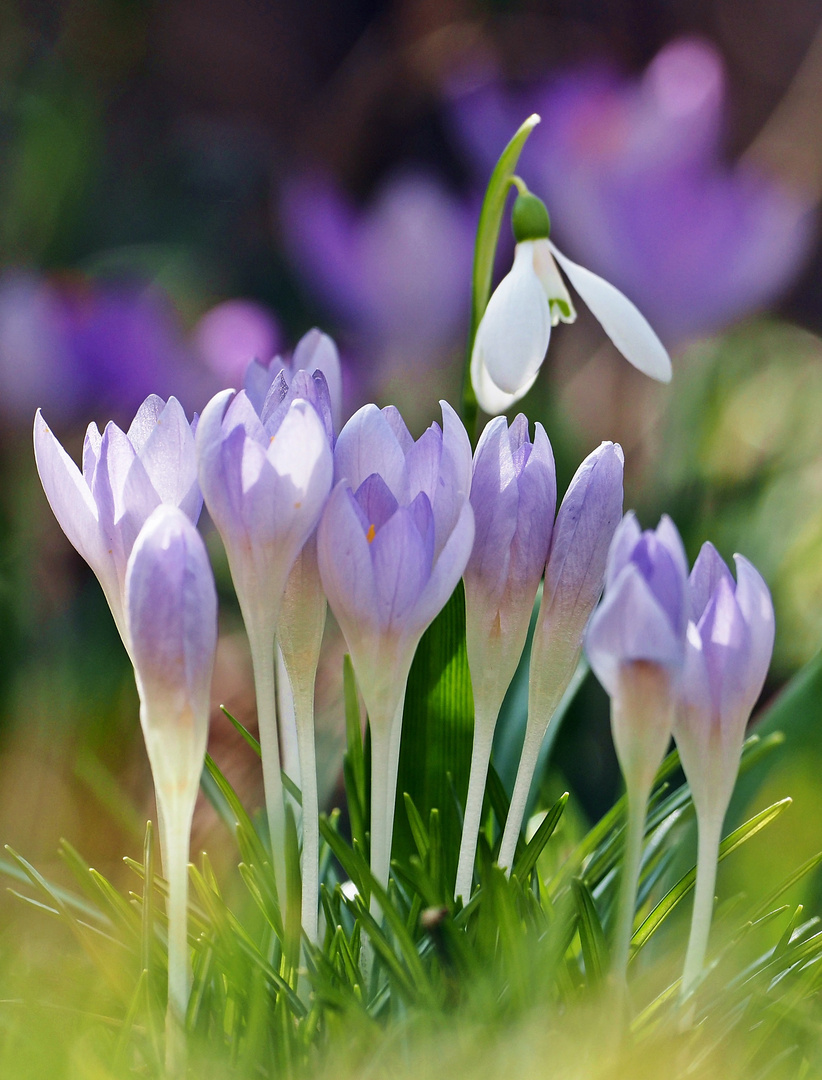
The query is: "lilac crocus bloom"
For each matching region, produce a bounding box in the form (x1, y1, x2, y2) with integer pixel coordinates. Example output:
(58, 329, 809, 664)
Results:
(497, 441, 624, 874)
(317, 401, 474, 897)
(280, 171, 475, 369)
(33, 395, 201, 649)
(196, 388, 333, 899)
(452, 38, 813, 344)
(585, 512, 690, 978)
(255, 357, 338, 945)
(674, 544, 774, 995)
(126, 504, 217, 1063)
(455, 414, 556, 900)
(244, 327, 343, 433)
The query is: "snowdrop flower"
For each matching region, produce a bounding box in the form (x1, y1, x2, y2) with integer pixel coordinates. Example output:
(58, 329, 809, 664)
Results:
(33, 395, 201, 650)
(196, 388, 333, 899)
(585, 512, 689, 979)
(497, 441, 624, 875)
(456, 414, 556, 901)
(318, 401, 474, 898)
(470, 192, 671, 416)
(675, 544, 774, 996)
(125, 504, 217, 1073)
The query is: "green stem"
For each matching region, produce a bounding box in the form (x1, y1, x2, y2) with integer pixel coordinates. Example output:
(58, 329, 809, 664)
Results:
(291, 676, 320, 946)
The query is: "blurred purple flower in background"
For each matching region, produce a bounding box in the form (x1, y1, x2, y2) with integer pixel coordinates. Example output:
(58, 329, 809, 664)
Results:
(0, 271, 207, 421)
(451, 37, 814, 344)
(280, 171, 476, 370)
(192, 298, 283, 389)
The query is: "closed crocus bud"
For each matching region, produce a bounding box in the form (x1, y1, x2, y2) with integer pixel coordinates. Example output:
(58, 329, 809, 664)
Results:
(125, 504, 217, 1068)
(498, 441, 624, 875)
(318, 400, 474, 898)
(34, 396, 201, 650)
(196, 388, 333, 899)
(456, 414, 556, 900)
(585, 512, 689, 979)
(470, 190, 671, 417)
(675, 544, 774, 996)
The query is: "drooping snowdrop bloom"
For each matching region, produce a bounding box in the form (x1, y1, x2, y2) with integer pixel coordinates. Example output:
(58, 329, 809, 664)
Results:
(585, 513, 689, 979)
(470, 192, 671, 416)
(125, 504, 217, 1073)
(498, 441, 624, 874)
(455, 414, 556, 901)
(255, 360, 338, 944)
(33, 396, 201, 650)
(318, 401, 474, 899)
(674, 544, 774, 996)
(196, 388, 333, 900)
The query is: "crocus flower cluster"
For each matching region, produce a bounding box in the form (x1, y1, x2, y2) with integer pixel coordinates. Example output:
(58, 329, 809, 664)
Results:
(585, 515, 774, 985)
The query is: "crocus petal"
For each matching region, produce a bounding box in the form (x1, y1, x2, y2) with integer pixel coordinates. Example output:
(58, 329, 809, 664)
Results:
(655, 514, 689, 584)
(127, 394, 167, 453)
(370, 503, 434, 632)
(317, 480, 379, 639)
(135, 397, 201, 522)
(466, 416, 518, 600)
(415, 499, 475, 631)
(354, 473, 400, 533)
(292, 328, 343, 431)
(334, 404, 410, 498)
(34, 410, 102, 571)
(689, 542, 734, 623)
(698, 576, 751, 721)
(586, 563, 685, 696)
(82, 422, 102, 482)
(511, 421, 556, 586)
(732, 553, 775, 712)
(605, 511, 642, 588)
(549, 241, 672, 382)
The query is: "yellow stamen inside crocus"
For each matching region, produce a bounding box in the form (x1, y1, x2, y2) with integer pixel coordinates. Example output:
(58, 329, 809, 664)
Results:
(366, 523, 376, 544)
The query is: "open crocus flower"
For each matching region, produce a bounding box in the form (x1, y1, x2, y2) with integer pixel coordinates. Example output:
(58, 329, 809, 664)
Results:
(196, 388, 333, 900)
(674, 543, 774, 996)
(318, 401, 474, 898)
(470, 194, 672, 416)
(585, 512, 689, 979)
(33, 395, 201, 649)
(456, 414, 556, 901)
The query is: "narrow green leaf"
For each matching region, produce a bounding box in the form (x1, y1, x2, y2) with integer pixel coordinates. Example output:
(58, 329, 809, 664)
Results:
(572, 878, 609, 985)
(220, 704, 262, 756)
(513, 792, 568, 883)
(141, 820, 155, 978)
(403, 793, 429, 862)
(631, 798, 792, 953)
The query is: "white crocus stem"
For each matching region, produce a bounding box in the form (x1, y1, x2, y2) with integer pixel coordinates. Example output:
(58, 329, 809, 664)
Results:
(277, 646, 301, 792)
(455, 695, 500, 902)
(245, 615, 287, 906)
(498, 717, 548, 876)
(681, 811, 723, 998)
(368, 716, 394, 917)
(157, 788, 195, 1077)
(612, 779, 650, 982)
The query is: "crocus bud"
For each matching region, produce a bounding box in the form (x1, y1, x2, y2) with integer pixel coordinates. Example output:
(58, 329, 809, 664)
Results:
(498, 441, 624, 874)
(34, 396, 201, 649)
(456, 414, 556, 899)
(318, 400, 475, 897)
(585, 512, 689, 979)
(470, 226, 671, 417)
(125, 504, 217, 1063)
(674, 544, 774, 996)
(244, 327, 343, 432)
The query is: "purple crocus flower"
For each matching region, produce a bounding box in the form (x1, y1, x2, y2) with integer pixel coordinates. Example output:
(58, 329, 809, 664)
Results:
(244, 327, 343, 433)
(674, 543, 774, 995)
(456, 414, 556, 900)
(196, 386, 333, 898)
(317, 401, 474, 896)
(585, 511, 690, 978)
(33, 396, 201, 649)
(451, 37, 813, 344)
(126, 504, 217, 1064)
(251, 353, 339, 945)
(280, 171, 476, 372)
(498, 441, 624, 874)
